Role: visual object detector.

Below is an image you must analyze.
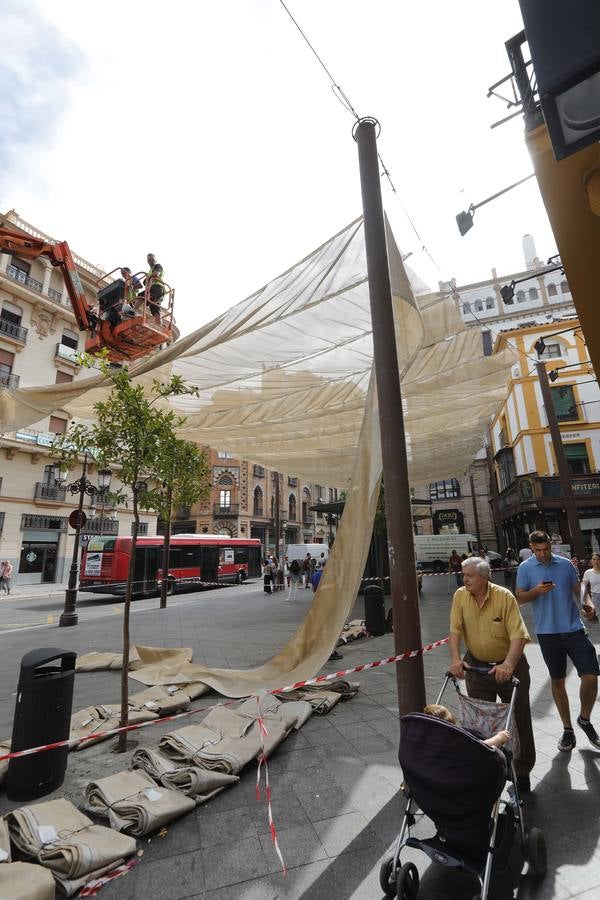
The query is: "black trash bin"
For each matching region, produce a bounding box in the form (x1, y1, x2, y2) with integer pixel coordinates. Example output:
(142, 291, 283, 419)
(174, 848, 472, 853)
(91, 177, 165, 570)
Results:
(364, 584, 386, 636)
(7, 648, 77, 802)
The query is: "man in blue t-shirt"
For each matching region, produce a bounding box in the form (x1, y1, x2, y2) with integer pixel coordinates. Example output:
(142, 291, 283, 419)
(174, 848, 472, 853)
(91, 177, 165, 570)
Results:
(516, 530, 599, 752)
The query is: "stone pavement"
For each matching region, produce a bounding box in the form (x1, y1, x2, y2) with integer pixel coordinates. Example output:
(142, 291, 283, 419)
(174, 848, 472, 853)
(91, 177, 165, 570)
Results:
(0, 575, 599, 898)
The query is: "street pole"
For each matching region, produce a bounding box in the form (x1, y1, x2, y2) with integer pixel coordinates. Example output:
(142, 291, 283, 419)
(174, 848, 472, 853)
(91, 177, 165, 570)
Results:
(536, 361, 585, 558)
(485, 441, 506, 555)
(274, 472, 281, 567)
(469, 472, 482, 550)
(59, 453, 88, 627)
(354, 117, 426, 716)
(159, 480, 173, 609)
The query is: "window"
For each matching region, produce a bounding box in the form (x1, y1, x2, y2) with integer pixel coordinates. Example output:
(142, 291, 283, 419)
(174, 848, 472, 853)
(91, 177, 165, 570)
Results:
(218, 474, 234, 486)
(497, 449, 516, 491)
(547, 283, 558, 297)
(219, 489, 231, 509)
(49, 416, 67, 434)
(560, 280, 570, 295)
(302, 488, 311, 522)
(253, 486, 263, 516)
(0, 348, 15, 385)
(539, 342, 561, 359)
(528, 287, 538, 301)
(462, 302, 471, 313)
(429, 479, 461, 500)
(217, 451, 233, 459)
(271, 496, 275, 519)
(474, 299, 483, 312)
(288, 494, 297, 521)
(551, 385, 579, 422)
(55, 370, 74, 384)
(0, 301, 22, 326)
(564, 442, 590, 475)
(11, 257, 30, 275)
(315, 484, 323, 500)
(485, 296, 495, 310)
(61, 329, 78, 351)
(516, 290, 526, 303)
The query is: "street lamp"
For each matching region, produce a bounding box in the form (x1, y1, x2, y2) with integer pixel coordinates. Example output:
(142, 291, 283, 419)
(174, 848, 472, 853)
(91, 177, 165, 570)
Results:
(54, 455, 112, 627)
(455, 173, 536, 236)
(499, 263, 564, 305)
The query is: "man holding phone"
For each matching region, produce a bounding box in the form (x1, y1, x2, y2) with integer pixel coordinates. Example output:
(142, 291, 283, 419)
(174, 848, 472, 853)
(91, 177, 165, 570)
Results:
(516, 530, 599, 752)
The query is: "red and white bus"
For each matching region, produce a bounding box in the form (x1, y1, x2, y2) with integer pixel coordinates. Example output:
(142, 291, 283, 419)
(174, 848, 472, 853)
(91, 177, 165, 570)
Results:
(80, 534, 262, 597)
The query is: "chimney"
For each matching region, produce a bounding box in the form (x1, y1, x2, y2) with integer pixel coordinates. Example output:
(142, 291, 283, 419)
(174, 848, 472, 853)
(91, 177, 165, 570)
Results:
(522, 234, 537, 269)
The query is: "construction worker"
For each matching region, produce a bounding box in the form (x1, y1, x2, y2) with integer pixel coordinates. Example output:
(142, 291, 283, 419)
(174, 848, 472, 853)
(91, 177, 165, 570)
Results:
(145, 253, 165, 321)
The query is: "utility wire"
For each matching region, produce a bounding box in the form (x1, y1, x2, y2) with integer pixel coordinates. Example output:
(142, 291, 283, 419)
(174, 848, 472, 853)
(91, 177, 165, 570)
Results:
(278, 0, 444, 275)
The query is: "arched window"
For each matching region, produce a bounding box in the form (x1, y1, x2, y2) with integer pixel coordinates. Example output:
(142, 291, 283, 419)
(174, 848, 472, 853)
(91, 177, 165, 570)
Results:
(218, 474, 234, 485)
(253, 486, 263, 517)
(302, 487, 311, 522)
(547, 283, 557, 297)
(462, 302, 471, 313)
(560, 280, 570, 294)
(528, 287, 538, 301)
(516, 290, 526, 303)
(474, 299, 483, 312)
(288, 494, 297, 521)
(485, 296, 495, 310)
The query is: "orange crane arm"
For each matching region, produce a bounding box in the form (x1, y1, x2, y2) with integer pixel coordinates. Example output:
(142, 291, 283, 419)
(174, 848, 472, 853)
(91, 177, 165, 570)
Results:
(0, 227, 92, 330)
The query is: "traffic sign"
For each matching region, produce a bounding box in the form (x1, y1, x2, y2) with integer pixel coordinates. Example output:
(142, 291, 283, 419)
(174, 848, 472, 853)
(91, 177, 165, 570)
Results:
(69, 509, 87, 529)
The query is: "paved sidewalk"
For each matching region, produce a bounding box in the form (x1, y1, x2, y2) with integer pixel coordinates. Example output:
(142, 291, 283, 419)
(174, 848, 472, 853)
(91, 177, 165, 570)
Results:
(0, 576, 599, 898)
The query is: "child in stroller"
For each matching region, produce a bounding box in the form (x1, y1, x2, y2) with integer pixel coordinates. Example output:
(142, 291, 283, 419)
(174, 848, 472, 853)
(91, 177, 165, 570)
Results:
(423, 703, 511, 749)
(380, 669, 546, 900)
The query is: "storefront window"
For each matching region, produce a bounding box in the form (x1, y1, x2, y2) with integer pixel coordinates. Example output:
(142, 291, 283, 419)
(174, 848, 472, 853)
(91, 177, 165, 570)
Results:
(564, 443, 590, 475)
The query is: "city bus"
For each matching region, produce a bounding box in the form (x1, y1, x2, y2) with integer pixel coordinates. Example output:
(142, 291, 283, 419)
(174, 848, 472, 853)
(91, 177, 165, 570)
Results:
(80, 534, 262, 597)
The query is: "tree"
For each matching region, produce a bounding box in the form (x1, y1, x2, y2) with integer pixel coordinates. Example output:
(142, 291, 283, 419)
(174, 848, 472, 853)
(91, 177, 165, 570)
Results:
(155, 438, 210, 609)
(56, 365, 199, 751)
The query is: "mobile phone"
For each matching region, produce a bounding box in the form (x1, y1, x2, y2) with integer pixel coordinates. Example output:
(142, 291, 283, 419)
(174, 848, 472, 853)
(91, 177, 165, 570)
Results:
(542, 580, 554, 585)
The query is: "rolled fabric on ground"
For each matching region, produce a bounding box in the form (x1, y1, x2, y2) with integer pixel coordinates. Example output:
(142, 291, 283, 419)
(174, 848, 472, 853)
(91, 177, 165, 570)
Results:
(0, 740, 11, 786)
(131, 747, 239, 801)
(85, 769, 195, 836)
(75, 648, 141, 672)
(0, 861, 55, 900)
(6, 798, 136, 897)
(70, 705, 158, 749)
(128, 685, 191, 716)
(235, 695, 313, 731)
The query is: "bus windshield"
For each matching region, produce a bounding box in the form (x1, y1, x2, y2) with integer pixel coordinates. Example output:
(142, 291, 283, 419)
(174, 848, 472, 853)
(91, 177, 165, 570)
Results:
(86, 537, 117, 552)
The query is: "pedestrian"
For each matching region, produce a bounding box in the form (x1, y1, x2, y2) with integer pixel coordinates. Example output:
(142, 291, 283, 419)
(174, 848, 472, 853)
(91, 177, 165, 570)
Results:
(302, 553, 311, 589)
(519, 544, 533, 562)
(582, 553, 600, 619)
(262, 559, 272, 594)
(0, 560, 12, 594)
(145, 253, 165, 320)
(448, 549, 463, 587)
(284, 556, 291, 588)
(285, 557, 302, 602)
(503, 548, 519, 592)
(448, 555, 535, 794)
(516, 530, 599, 752)
(309, 554, 317, 581)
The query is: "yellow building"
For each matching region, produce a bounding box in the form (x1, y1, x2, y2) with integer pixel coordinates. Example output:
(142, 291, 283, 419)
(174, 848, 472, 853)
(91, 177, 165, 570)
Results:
(490, 316, 600, 553)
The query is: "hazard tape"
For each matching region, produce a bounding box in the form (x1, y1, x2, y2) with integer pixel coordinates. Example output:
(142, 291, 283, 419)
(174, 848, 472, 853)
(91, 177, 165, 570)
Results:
(362, 568, 515, 580)
(0, 637, 449, 764)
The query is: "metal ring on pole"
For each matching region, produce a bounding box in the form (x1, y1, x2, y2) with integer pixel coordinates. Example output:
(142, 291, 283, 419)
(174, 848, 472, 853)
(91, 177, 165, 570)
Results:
(352, 116, 381, 141)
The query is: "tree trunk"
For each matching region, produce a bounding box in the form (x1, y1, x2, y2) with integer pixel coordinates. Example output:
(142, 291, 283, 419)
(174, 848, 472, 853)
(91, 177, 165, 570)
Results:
(160, 482, 173, 609)
(118, 491, 139, 752)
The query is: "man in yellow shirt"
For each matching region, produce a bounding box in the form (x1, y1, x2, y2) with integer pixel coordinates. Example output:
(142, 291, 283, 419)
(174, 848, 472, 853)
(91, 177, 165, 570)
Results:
(449, 556, 535, 794)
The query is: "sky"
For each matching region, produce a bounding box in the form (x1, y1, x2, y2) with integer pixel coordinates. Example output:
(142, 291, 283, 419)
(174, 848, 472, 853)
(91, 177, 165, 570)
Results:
(0, 0, 558, 337)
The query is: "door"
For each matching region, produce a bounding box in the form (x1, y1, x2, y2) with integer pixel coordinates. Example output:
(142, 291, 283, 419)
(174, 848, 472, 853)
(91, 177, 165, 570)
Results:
(134, 546, 161, 594)
(18, 541, 59, 584)
(42, 545, 57, 583)
(201, 547, 219, 583)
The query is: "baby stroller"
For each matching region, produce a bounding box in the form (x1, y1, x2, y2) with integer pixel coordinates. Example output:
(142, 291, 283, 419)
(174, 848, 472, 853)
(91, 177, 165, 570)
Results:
(379, 668, 546, 900)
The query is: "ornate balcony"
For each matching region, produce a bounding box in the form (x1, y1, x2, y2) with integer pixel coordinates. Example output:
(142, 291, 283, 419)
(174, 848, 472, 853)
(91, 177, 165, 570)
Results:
(213, 504, 240, 516)
(6, 264, 43, 294)
(0, 317, 28, 343)
(34, 482, 67, 502)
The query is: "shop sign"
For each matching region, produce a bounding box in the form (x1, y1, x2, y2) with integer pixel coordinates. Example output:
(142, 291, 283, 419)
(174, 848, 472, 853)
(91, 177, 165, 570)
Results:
(572, 479, 600, 495)
(84, 552, 103, 576)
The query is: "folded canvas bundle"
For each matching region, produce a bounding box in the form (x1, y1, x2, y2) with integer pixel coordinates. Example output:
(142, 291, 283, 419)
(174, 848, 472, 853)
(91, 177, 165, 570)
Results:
(70, 705, 158, 748)
(131, 747, 239, 801)
(339, 620, 367, 643)
(275, 679, 360, 714)
(235, 695, 313, 731)
(85, 769, 195, 837)
(6, 798, 136, 897)
(75, 647, 142, 672)
(159, 705, 263, 775)
(0, 740, 10, 786)
(128, 685, 191, 716)
(0, 861, 56, 900)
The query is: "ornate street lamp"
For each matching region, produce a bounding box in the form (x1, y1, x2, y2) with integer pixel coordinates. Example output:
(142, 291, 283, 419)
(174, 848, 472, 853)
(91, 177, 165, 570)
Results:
(54, 454, 112, 627)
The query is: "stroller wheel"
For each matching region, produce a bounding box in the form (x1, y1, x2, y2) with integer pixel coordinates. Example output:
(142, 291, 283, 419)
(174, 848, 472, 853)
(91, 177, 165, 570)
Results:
(396, 862, 419, 900)
(378, 856, 396, 897)
(526, 827, 547, 876)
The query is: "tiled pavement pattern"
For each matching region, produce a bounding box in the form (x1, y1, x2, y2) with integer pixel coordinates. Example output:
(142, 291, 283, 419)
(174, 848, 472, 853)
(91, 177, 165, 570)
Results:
(0, 576, 599, 899)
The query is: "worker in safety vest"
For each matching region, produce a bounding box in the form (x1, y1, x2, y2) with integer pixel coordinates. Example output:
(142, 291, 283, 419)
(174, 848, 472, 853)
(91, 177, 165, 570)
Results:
(145, 253, 165, 320)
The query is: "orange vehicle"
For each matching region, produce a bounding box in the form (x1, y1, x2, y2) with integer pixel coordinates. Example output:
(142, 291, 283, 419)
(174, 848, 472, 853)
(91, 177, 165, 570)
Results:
(0, 227, 174, 363)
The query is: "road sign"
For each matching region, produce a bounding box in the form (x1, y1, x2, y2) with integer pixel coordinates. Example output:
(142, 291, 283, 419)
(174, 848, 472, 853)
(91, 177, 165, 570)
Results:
(69, 509, 87, 529)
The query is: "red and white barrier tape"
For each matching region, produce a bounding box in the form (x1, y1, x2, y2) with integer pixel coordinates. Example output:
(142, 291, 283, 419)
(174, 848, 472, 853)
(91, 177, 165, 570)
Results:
(363, 568, 514, 580)
(0, 637, 449, 765)
(255, 697, 287, 875)
(79, 857, 140, 896)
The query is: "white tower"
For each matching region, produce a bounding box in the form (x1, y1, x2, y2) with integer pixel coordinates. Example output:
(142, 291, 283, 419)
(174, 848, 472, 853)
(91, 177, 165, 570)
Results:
(522, 234, 538, 270)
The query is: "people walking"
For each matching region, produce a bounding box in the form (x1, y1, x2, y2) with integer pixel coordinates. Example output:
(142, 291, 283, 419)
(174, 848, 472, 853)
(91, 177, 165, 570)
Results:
(448, 555, 535, 794)
(503, 548, 519, 592)
(302, 553, 312, 589)
(263, 560, 272, 594)
(582, 553, 600, 619)
(0, 560, 12, 594)
(285, 558, 302, 602)
(516, 530, 599, 753)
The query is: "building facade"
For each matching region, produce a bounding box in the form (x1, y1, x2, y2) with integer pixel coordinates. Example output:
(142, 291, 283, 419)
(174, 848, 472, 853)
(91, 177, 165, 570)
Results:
(489, 317, 600, 554)
(0, 211, 156, 585)
(166, 447, 338, 556)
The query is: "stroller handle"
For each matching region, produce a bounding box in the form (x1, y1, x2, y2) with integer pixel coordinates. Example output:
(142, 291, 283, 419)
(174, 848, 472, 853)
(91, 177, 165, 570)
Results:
(445, 666, 520, 687)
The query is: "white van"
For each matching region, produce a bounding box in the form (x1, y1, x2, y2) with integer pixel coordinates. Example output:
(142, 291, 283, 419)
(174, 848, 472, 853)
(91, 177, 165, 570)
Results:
(285, 543, 329, 564)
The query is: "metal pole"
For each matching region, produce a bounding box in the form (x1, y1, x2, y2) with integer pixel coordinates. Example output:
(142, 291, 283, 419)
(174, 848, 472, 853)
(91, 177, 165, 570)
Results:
(274, 472, 281, 568)
(485, 441, 506, 554)
(354, 117, 425, 716)
(536, 361, 586, 558)
(59, 453, 88, 627)
(469, 472, 482, 550)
